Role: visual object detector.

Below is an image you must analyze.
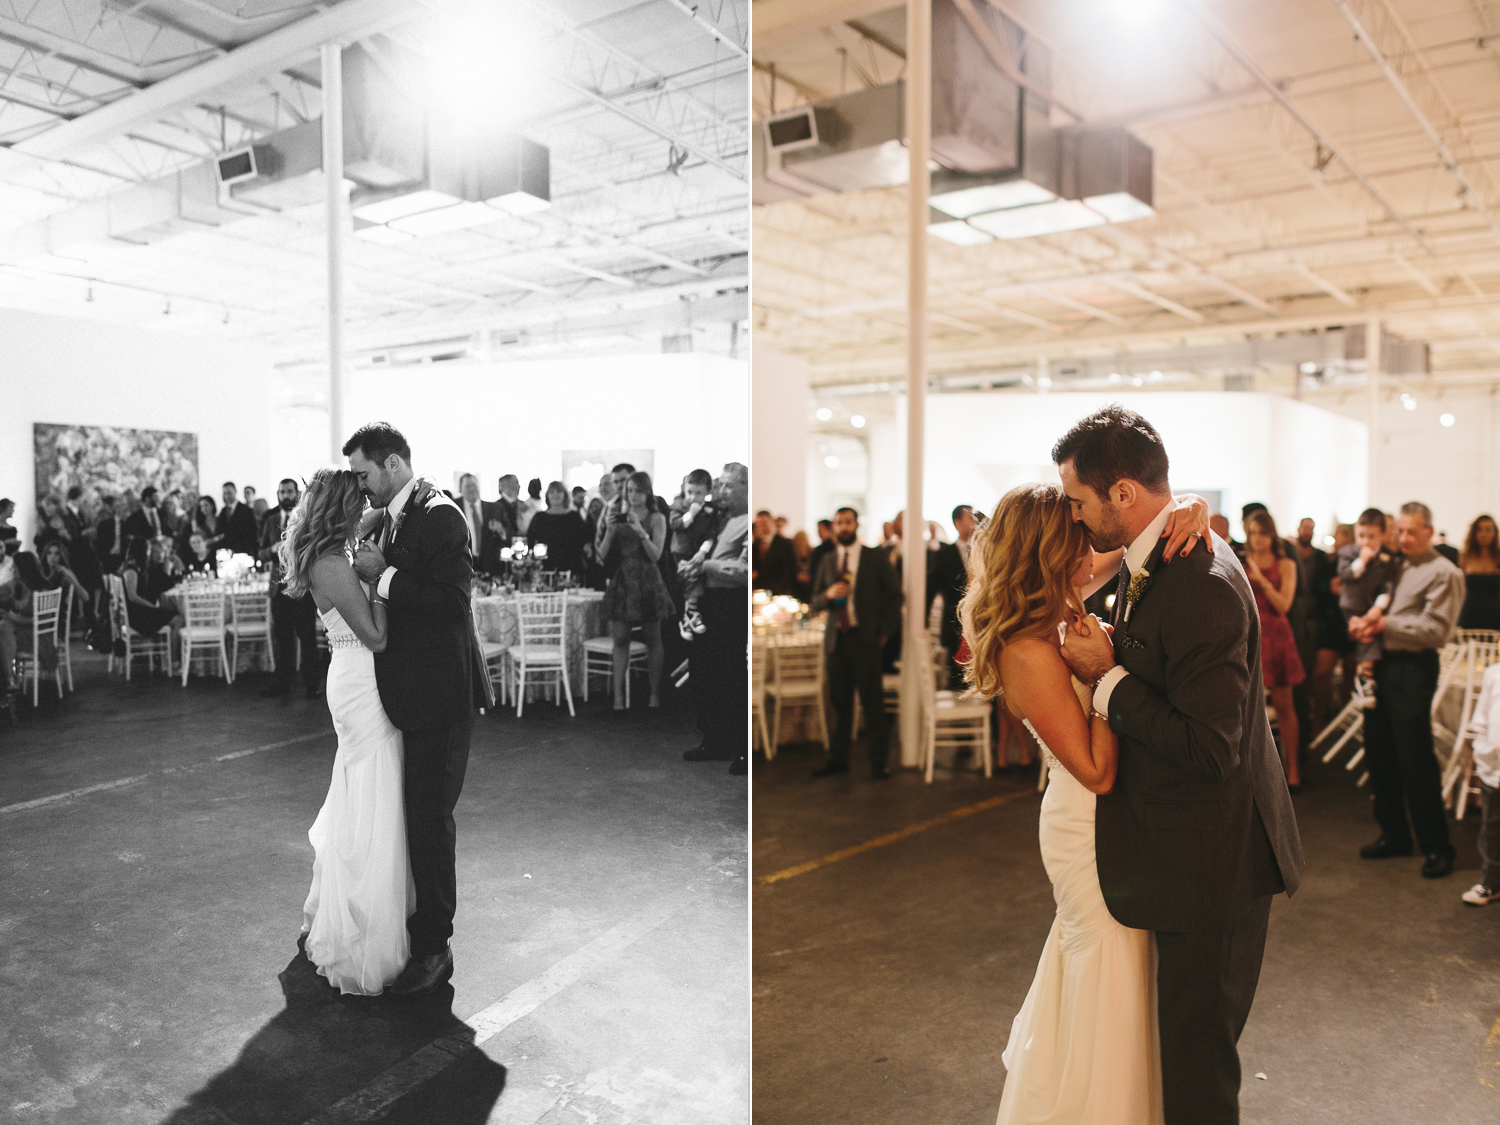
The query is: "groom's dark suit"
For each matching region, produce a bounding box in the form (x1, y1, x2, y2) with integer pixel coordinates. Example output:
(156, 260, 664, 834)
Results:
(1096, 531, 1304, 1125)
(373, 486, 494, 959)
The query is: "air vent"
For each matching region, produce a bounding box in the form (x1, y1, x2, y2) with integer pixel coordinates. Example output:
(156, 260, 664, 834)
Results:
(765, 107, 819, 153)
(215, 148, 257, 187)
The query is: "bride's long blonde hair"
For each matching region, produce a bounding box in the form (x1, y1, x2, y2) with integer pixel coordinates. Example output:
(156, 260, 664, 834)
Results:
(277, 468, 365, 598)
(957, 483, 1092, 700)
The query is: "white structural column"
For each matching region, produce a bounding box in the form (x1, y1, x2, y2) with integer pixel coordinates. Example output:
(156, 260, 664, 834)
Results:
(1366, 317, 1381, 505)
(900, 0, 931, 766)
(323, 42, 347, 464)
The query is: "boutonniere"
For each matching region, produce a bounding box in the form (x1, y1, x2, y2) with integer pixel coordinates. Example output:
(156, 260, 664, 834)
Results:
(1123, 567, 1152, 623)
(389, 478, 437, 545)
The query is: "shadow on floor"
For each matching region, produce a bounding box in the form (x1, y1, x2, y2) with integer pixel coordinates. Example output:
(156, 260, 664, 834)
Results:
(160, 948, 506, 1125)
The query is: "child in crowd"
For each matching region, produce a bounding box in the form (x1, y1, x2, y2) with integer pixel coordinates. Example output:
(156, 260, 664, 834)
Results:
(1337, 507, 1397, 708)
(670, 468, 718, 639)
(1461, 659, 1500, 906)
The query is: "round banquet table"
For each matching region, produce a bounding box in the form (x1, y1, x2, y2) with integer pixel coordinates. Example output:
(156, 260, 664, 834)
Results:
(161, 579, 274, 677)
(471, 589, 607, 694)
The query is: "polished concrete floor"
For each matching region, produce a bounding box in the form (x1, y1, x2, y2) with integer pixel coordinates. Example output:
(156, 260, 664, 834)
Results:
(1, 652, 747, 1125)
(753, 734, 1500, 1124)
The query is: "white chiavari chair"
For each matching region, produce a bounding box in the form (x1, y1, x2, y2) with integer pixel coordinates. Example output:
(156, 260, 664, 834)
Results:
(752, 635, 773, 760)
(15, 588, 64, 706)
(106, 574, 173, 680)
(227, 592, 274, 679)
(920, 635, 991, 783)
(582, 634, 647, 705)
(179, 589, 231, 686)
(767, 629, 828, 750)
(507, 592, 573, 717)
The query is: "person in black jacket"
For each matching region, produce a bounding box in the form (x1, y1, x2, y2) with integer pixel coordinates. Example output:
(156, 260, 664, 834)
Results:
(214, 481, 261, 558)
(809, 507, 903, 779)
(259, 478, 322, 698)
(347, 422, 493, 997)
(926, 504, 976, 689)
(752, 510, 799, 595)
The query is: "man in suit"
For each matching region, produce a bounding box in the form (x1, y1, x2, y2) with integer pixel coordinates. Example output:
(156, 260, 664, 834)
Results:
(682, 463, 751, 775)
(1054, 405, 1304, 1125)
(807, 519, 835, 589)
(810, 507, 903, 779)
(61, 485, 103, 598)
(95, 495, 126, 575)
(455, 473, 497, 573)
(926, 504, 976, 689)
(122, 485, 167, 553)
(259, 478, 322, 699)
(348, 423, 493, 997)
(752, 510, 798, 596)
(216, 481, 261, 557)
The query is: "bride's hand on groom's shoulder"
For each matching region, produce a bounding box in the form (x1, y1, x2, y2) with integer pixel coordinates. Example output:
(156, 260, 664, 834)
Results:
(1161, 494, 1214, 562)
(410, 478, 438, 508)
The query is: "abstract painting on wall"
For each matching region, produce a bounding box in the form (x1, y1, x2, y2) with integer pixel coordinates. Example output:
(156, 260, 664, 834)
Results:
(34, 423, 199, 517)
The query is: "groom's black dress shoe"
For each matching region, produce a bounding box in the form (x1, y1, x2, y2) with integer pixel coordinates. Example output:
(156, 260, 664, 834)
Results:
(1359, 837, 1414, 860)
(1421, 851, 1456, 879)
(387, 949, 453, 997)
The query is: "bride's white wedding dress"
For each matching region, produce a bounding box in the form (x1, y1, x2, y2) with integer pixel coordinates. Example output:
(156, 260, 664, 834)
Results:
(996, 678, 1163, 1124)
(301, 603, 414, 996)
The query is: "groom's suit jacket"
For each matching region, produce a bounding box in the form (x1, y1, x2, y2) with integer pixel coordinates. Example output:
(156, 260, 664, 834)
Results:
(1096, 532, 1304, 934)
(374, 487, 494, 732)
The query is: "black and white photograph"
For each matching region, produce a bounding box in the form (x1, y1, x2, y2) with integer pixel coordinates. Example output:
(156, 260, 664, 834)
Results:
(0, 1, 749, 1122)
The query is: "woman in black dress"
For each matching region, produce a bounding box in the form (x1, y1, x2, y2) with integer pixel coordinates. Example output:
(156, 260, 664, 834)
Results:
(1459, 514, 1500, 631)
(119, 539, 184, 640)
(598, 471, 673, 711)
(183, 532, 217, 576)
(526, 481, 588, 580)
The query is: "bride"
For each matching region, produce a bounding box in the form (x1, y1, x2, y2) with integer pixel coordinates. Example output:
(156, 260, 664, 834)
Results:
(279, 468, 414, 996)
(958, 483, 1208, 1123)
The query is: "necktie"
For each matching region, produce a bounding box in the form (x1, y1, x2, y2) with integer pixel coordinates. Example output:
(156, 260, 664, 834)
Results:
(837, 549, 852, 632)
(1111, 562, 1130, 628)
(148, 508, 158, 535)
(380, 510, 392, 551)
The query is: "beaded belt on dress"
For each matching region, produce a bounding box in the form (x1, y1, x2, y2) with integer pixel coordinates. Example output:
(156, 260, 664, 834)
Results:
(326, 633, 363, 650)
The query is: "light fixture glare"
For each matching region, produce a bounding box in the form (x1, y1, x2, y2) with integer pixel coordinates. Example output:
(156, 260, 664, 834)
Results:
(968, 199, 1108, 240)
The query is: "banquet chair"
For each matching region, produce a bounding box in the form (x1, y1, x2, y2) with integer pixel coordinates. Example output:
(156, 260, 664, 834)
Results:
(582, 635, 647, 706)
(472, 600, 509, 705)
(507, 593, 574, 718)
(752, 637, 773, 760)
(920, 640, 991, 783)
(1440, 637, 1500, 819)
(179, 589, 231, 686)
(14, 588, 65, 707)
(106, 574, 173, 680)
(227, 593, 274, 679)
(767, 631, 828, 750)
(56, 585, 75, 694)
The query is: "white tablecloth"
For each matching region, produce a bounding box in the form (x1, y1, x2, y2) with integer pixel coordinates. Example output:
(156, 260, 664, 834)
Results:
(472, 590, 607, 688)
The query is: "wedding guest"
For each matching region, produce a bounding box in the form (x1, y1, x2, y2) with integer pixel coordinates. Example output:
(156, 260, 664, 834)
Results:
(774, 516, 788, 537)
(183, 533, 216, 576)
(491, 474, 523, 546)
(242, 484, 258, 509)
(670, 469, 718, 637)
(187, 494, 218, 557)
(95, 496, 126, 575)
(0, 538, 19, 704)
(252, 497, 270, 528)
(808, 519, 835, 587)
(1434, 532, 1460, 566)
(527, 481, 588, 579)
(119, 538, 184, 643)
(1245, 502, 1314, 754)
(215, 481, 260, 557)
(519, 478, 544, 536)
(259, 478, 321, 700)
(791, 530, 813, 603)
(1243, 510, 1305, 791)
(584, 496, 607, 590)
(1311, 524, 1352, 729)
(455, 474, 489, 567)
(1459, 514, 1500, 631)
(927, 503, 977, 689)
(599, 470, 673, 711)
(1349, 501, 1465, 877)
(34, 495, 69, 554)
(37, 540, 92, 625)
(1460, 660, 1500, 907)
(682, 463, 750, 775)
(752, 510, 797, 595)
(571, 486, 587, 515)
(810, 507, 902, 779)
(592, 464, 636, 585)
(1338, 509, 1398, 706)
(61, 486, 104, 613)
(0, 498, 17, 552)
(122, 486, 168, 551)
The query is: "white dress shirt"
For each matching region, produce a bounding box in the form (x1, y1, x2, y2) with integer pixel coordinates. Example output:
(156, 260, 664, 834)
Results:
(375, 476, 417, 600)
(1091, 499, 1174, 716)
(833, 541, 862, 628)
(463, 497, 484, 556)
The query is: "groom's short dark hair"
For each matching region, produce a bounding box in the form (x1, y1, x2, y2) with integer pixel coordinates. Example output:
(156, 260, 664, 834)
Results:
(1052, 405, 1170, 495)
(342, 422, 411, 466)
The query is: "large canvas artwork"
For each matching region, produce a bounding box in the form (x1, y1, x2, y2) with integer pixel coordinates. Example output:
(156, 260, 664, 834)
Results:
(34, 423, 199, 516)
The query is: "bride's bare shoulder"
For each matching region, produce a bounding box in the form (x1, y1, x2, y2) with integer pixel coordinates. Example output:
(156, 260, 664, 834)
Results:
(998, 635, 1072, 704)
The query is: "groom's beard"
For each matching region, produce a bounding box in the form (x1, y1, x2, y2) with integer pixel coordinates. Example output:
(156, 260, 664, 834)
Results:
(1083, 507, 1130, 553)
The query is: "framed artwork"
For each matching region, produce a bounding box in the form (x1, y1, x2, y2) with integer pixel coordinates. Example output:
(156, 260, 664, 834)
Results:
(33, 422, 199, 520)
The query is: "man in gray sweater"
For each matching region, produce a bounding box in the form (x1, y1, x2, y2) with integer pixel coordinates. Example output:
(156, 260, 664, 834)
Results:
(1348, 500, 1466, 878)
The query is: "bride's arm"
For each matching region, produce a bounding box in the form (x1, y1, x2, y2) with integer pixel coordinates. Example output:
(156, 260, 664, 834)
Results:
(1000, 638, 1117, 794)
(310, 554, 388, 653)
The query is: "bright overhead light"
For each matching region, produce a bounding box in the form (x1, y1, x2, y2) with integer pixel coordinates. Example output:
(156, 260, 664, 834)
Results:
(1299, 362, 1319, 375)
(1037, 375, 1053, 389)
(1083, 191, 1155, 223)
(352, 189, 461, 225)
(930, 179, 1056, 219)
(1149, 370, 1164, 382)
(825, 455, 840, 468)
(927, 219, 993, 246)
(1322, 535, 1336, 547)
(428, 1, 541, 131)
(1108, 372, 1122, 384)
(353, 222, 415, 245)
(968, 200, 1107, 240)
(816, 407, 833, 421)
(1132, 375, 1144, 387)
(1440, 412, 1456, 427)
(389, 201, 508, 237)
(487, 190, 550, 217)
(1400, 393, 1417, 411)
(850, 414, 866, 428)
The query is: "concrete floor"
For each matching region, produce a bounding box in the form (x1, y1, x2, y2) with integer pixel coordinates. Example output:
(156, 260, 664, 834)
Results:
(1, 652, 748, 1125)
(753, 736, 1500, 1124)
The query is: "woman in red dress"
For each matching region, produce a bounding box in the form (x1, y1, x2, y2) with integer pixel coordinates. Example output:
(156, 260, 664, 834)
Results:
(1243, 510, 1305, 791)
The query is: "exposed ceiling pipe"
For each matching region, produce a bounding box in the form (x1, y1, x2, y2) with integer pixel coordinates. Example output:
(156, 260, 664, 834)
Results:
(660, 0, 747, 58)
(1331, 0, 1500, 242)
(1182, 0, 1437, 256)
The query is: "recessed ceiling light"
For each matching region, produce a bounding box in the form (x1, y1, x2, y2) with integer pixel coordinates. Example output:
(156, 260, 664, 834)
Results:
(1149, 370, 1164, 382)
(967, 200, 1107, 240)
(1132, 375, 1144, 387)
(816, 407, 832, 421)
(1400, 393, 1417, 411)
(1108, 372, 1122, 384)
(930, 179, 1056, 219)
(825, 455, 840, 468)
(1037, 375, 1053, 389)
(1440, 412, 1456, 427)
(850, 414, 866, 428)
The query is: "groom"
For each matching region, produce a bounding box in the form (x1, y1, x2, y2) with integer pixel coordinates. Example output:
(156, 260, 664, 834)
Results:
(1054, 406, 1304, 1125)
(344, 422, 494, 997)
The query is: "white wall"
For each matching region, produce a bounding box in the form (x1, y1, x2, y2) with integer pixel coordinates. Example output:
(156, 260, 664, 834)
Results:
(0, 307, 273, 547)
(848, 392, 1367, 541)
(275, 352, 749, 501)
(751, 346, 808, 529)
(1319, 387, 1500, 540)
